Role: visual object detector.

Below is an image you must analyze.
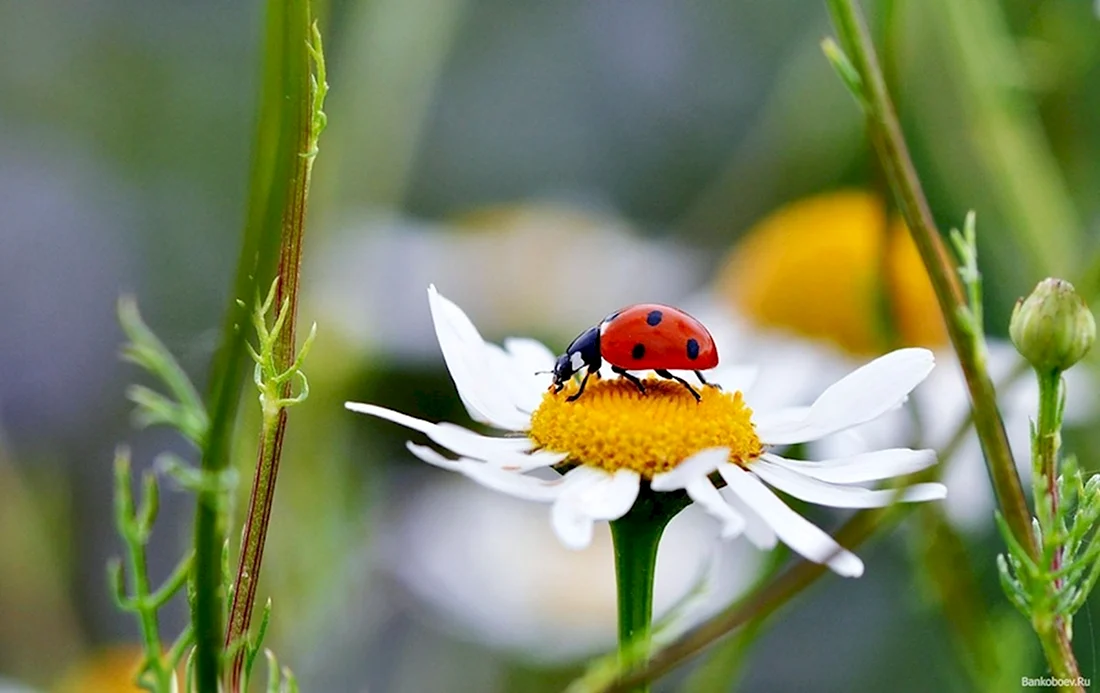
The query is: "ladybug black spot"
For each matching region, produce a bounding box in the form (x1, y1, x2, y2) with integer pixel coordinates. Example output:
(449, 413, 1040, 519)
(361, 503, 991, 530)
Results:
(686, 338, 700, 360)
(646, 310, 663, 326)
(632, 343, 646, 360)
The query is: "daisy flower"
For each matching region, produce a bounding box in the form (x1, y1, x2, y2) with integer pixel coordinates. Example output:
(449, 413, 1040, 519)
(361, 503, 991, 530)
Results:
(346, 286, 946, 578)
(697, 190, 1095, 530)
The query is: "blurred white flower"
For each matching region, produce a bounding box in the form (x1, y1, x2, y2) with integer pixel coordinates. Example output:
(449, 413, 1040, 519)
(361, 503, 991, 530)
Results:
(347, 286, 945, 578)
(697, 190, 1096, 532)
(385, 477, 759, 662)
(309, 202, 702, 360)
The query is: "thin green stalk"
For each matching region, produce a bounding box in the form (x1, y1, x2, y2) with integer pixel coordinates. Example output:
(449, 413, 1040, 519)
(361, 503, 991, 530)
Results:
(224, 414, 288, 690)
(1033, 371, 1081, 689)
(224, 6, 324, 691)
(114, 456, 172, 692)
(827, 1, 1085, 682)
(191, 0, 320, 688)
(824, 0, 1035, 558)
(1036, 629, 1080, 687)
(1036, 373, 1062, 542)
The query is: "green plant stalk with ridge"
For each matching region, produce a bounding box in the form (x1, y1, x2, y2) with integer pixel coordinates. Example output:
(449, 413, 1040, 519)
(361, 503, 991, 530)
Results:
(223, 8, 327, 693)
(183, 0, 325, 687)
(1033, 371, 1078, 684)
(822, 0, 1035, 558)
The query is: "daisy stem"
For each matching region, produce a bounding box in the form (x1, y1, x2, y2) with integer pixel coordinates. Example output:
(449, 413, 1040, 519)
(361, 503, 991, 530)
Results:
(610, 519, 660, 676)
(600, 505, 894, 693)
(609, 486, 685, 693)
(824, 0, 1036, 558)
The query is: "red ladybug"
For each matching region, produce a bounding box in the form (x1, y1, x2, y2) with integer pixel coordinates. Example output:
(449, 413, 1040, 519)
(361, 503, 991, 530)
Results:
(551, 304, 719, 402)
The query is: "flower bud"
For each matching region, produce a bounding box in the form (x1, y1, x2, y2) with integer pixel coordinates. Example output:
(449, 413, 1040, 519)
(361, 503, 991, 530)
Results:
(1010, 278, 1096, 374)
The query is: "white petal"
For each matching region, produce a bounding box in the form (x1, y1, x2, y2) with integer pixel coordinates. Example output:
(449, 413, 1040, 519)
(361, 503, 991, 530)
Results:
(651, 448, 730, 491)
(718, 464, 864, 577)
(483, 339, 559, 416)
(755, 348, 935, 445)
(344, 401, 562, 471)
(550, 468, 640, 549)
(751, 458, 946, 508)
(504, 337, 558, 374)
(407, 443, 567, 502)
(428, 285, 534, 430)
(569, 467, 642, 519)
(763, 449, 938, 484)
(719, 486, 778, 549)
(685, 477, 745, 539)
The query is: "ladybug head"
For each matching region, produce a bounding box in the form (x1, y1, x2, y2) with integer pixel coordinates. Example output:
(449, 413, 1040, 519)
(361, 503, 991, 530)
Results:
(551, 352, 578, 393)
(551, 326, 601, 393)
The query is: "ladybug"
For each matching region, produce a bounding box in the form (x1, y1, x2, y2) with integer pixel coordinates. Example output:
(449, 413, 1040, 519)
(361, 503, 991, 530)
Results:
(551, 304, 719, 402)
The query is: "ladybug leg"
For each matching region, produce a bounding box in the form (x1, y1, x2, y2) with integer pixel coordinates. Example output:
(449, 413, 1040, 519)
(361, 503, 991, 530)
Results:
(567, 368, 594, 402)
(655, 369, 701, 402)
(611, 366, 647, 395)
(694, 370, 721, 390)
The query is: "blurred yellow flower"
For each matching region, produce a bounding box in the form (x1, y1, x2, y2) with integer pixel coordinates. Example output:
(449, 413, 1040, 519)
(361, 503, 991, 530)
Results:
(703, 189, 1095, 532)
(718, 190, 947, 355)
(54, 647, 145, 693)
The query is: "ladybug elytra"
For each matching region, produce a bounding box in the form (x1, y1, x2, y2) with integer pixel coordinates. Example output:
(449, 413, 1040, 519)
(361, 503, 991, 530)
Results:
(551, 304, 719, 402)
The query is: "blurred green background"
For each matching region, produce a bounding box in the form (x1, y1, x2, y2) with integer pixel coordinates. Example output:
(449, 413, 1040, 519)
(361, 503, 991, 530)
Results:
(2, 0, 1100, 691)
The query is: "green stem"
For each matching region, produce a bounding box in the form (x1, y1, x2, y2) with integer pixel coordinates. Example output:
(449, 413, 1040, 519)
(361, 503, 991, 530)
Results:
(824, 0, 1036, 559)
(1032, 371, 1082, 690)
(223, 1, 316, 690)
(119, 494, 172, 690)
(608, 486, 687, 693)
(1036, 372, 1061, 532)
(224, 411, 288, 689)
(610, 518, 661, 663)
(1036, 628, 1082, 690)
(599, 505, 894, 693)
(192, 0, 316, 688)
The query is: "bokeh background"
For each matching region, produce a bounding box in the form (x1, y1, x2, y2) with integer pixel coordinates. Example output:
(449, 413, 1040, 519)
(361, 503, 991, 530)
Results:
(3, 0, 1100, 691)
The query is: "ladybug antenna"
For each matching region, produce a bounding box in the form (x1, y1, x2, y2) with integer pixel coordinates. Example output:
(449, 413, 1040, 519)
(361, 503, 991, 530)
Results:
(533, 369, 553, 376)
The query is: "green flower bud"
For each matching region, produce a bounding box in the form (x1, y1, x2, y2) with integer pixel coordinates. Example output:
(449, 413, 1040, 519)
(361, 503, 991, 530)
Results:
(1010, 278, 1096, 374)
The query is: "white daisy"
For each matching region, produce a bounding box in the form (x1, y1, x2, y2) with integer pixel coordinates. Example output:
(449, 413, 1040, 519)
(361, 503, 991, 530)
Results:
(346, 287, 946, 578)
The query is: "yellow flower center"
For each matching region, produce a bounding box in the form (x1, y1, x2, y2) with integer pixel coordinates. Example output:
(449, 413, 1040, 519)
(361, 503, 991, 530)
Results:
(528, 377, 763, 478)
(718, 190, 948, 356)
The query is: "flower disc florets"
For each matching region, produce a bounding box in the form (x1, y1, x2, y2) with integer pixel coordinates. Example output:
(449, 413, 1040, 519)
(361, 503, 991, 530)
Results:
(528, 378, 763, 478)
